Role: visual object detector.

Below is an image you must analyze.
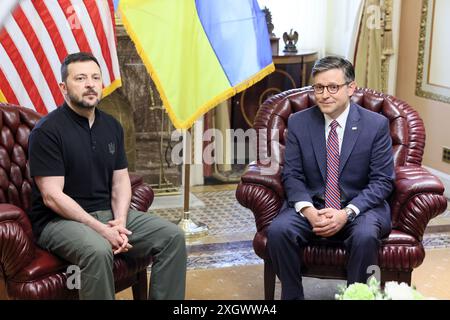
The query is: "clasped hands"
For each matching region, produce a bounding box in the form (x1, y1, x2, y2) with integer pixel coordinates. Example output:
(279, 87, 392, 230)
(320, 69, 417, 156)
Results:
(101, 219, 133, 255)
(302, 207, 348, 237)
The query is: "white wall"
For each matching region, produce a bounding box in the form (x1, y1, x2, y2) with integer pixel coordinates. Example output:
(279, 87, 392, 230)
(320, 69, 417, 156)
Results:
(428, 0, 450, 88)
(325, 0, 364, 60)
(258, 0, 327, 56)
(258, 0, 363, 59)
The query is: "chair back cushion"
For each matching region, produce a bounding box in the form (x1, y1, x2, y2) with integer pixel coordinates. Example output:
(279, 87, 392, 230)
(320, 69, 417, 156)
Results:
(253, 87, 425, 168)
(0, 103, 42, 212)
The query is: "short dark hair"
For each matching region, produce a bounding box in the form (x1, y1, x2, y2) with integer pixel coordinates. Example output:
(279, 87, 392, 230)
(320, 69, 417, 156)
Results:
(311, 56, 355, 83)
(61, 52, 101, 82)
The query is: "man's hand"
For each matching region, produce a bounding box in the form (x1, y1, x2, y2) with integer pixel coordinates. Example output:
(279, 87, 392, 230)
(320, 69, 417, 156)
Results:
(101, 220, 133, 255)
(110, 168, 132, 254)
(108, 218, 127, 229)
(115, 233, 132, 255)
(108, 219, 133, 254)
(313, 208, 348, 237)
(301, 206, 329, 229)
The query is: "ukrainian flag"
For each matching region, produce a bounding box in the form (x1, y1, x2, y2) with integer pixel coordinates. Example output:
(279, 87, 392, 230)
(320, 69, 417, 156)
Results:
(118, 0, 274, 129)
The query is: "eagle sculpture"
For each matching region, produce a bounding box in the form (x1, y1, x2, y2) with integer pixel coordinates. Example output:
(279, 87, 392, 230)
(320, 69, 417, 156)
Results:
(282, 29, 298, 53)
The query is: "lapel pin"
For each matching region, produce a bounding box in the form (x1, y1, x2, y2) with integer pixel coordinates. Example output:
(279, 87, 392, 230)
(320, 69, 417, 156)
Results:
(352, 127, 358, 131)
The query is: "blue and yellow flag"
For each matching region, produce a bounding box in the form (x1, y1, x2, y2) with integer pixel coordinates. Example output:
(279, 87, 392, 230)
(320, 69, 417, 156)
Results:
(118, 0, 274, 129)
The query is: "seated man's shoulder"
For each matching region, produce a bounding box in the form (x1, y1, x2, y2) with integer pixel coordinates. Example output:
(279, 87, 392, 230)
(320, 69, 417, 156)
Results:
(354, 104, 389, 124)
(289, 106, 318, 124)
(33, 107, 65, 131)
(98, 109, 119, 123)
(97, 109, 123, 130)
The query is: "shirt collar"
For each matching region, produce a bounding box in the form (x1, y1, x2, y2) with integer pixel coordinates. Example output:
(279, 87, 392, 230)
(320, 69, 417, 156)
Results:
(324, 102, 351, 129)
(62, 102, 100, 128)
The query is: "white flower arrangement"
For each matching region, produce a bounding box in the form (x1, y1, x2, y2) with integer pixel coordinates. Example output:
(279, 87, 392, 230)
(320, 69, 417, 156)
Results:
(335, 277, 425, 300)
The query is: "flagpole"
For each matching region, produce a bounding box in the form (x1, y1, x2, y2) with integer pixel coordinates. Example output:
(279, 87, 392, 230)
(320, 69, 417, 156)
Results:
(177, 127, 208, 239)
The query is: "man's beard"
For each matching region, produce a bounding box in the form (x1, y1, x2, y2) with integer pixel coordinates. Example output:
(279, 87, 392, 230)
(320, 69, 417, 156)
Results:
(67, 89, 101, 109)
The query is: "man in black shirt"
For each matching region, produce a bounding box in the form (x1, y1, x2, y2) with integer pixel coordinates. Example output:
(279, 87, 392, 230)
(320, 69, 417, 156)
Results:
(28, 52, 186, 300)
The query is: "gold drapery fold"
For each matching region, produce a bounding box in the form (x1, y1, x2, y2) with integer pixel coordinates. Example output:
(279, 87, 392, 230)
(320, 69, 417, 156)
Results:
(354, 0, 383, 91)
(354, 0, 394, 92)
(214, 101, 232, 173)
(382, 0, 394, 56)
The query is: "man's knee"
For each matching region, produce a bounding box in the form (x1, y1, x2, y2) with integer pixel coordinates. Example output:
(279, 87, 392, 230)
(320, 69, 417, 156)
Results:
(267, 219, 291, 246)
(80, 240, 114, 265)
(349, 229, 380, 250)
(155, 221, 186, 253)
(167, 224, 186, 248)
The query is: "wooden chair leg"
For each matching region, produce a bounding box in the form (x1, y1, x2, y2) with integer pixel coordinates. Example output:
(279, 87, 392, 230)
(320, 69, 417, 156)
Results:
(399, 271, 412, 285)
(381, 270, 412, 288)
(0, 278, 9, 300)
(132, 269, 148, 300)
(264, 260, 276, 300)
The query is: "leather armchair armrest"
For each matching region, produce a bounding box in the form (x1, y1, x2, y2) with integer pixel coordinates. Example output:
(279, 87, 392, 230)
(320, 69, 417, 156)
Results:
(129, 173, 144, 187)
(129, 173, 154, 212)
(236, 161, 284, 232)
(390, 166, 448, 240)
(13, 248, 68, 281)
(240, 161, 285, 198)
(0, 204, 36, 278)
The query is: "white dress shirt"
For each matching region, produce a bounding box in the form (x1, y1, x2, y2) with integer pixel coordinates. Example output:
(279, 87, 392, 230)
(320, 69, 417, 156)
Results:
(294, 103, 360, 216)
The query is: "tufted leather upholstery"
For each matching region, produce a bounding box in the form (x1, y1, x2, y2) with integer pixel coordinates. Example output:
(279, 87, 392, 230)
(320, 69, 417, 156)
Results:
(235, 87, 448, 299)
(0, 103, 155, 300)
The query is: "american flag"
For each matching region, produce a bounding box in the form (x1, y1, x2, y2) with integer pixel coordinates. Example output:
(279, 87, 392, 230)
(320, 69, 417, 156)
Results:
(0, 0, 121, 115)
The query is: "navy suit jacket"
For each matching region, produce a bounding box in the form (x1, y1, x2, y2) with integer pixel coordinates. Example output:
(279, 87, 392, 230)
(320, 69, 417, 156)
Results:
(282, 103, 395, 217)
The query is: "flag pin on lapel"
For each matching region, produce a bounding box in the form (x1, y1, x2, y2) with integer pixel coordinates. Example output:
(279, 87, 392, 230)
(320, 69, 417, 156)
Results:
(352, 127, 358, 130)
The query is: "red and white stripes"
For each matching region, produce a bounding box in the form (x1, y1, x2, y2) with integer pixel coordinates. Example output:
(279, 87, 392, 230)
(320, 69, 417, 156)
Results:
(0, 0, 120, 114)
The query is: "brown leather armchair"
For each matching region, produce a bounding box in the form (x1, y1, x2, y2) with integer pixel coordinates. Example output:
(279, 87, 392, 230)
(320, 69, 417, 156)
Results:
(0, 103, 154, 300)
(236, 87, 448, 300)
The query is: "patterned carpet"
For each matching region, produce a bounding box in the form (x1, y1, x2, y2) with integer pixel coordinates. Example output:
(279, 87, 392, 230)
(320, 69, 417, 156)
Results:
(151, 191, 256, 236)
(115, 191, 450, 300)
(152, 190, 450, 270)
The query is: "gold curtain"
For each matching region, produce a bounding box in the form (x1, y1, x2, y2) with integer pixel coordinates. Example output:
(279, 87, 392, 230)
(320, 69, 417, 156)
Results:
(354, 0, 394, 92)
(213, 101, 232, 173)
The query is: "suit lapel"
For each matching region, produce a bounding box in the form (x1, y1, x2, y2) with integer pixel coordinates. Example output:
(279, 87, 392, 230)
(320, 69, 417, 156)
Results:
(309, 107, 327, 182)
(339, 103, 361, 175)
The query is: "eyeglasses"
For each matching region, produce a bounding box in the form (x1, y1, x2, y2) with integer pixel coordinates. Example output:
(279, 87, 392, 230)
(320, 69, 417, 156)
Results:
(311, 82, 350, 94)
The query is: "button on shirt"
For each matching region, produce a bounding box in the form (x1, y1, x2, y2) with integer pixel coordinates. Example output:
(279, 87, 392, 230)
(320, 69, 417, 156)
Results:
(28, 103, 128, 238)
(295, 103, 360, 216)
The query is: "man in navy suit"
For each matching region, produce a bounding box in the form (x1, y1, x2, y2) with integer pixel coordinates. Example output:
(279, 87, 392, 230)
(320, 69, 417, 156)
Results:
(267, 56, 394, 300)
